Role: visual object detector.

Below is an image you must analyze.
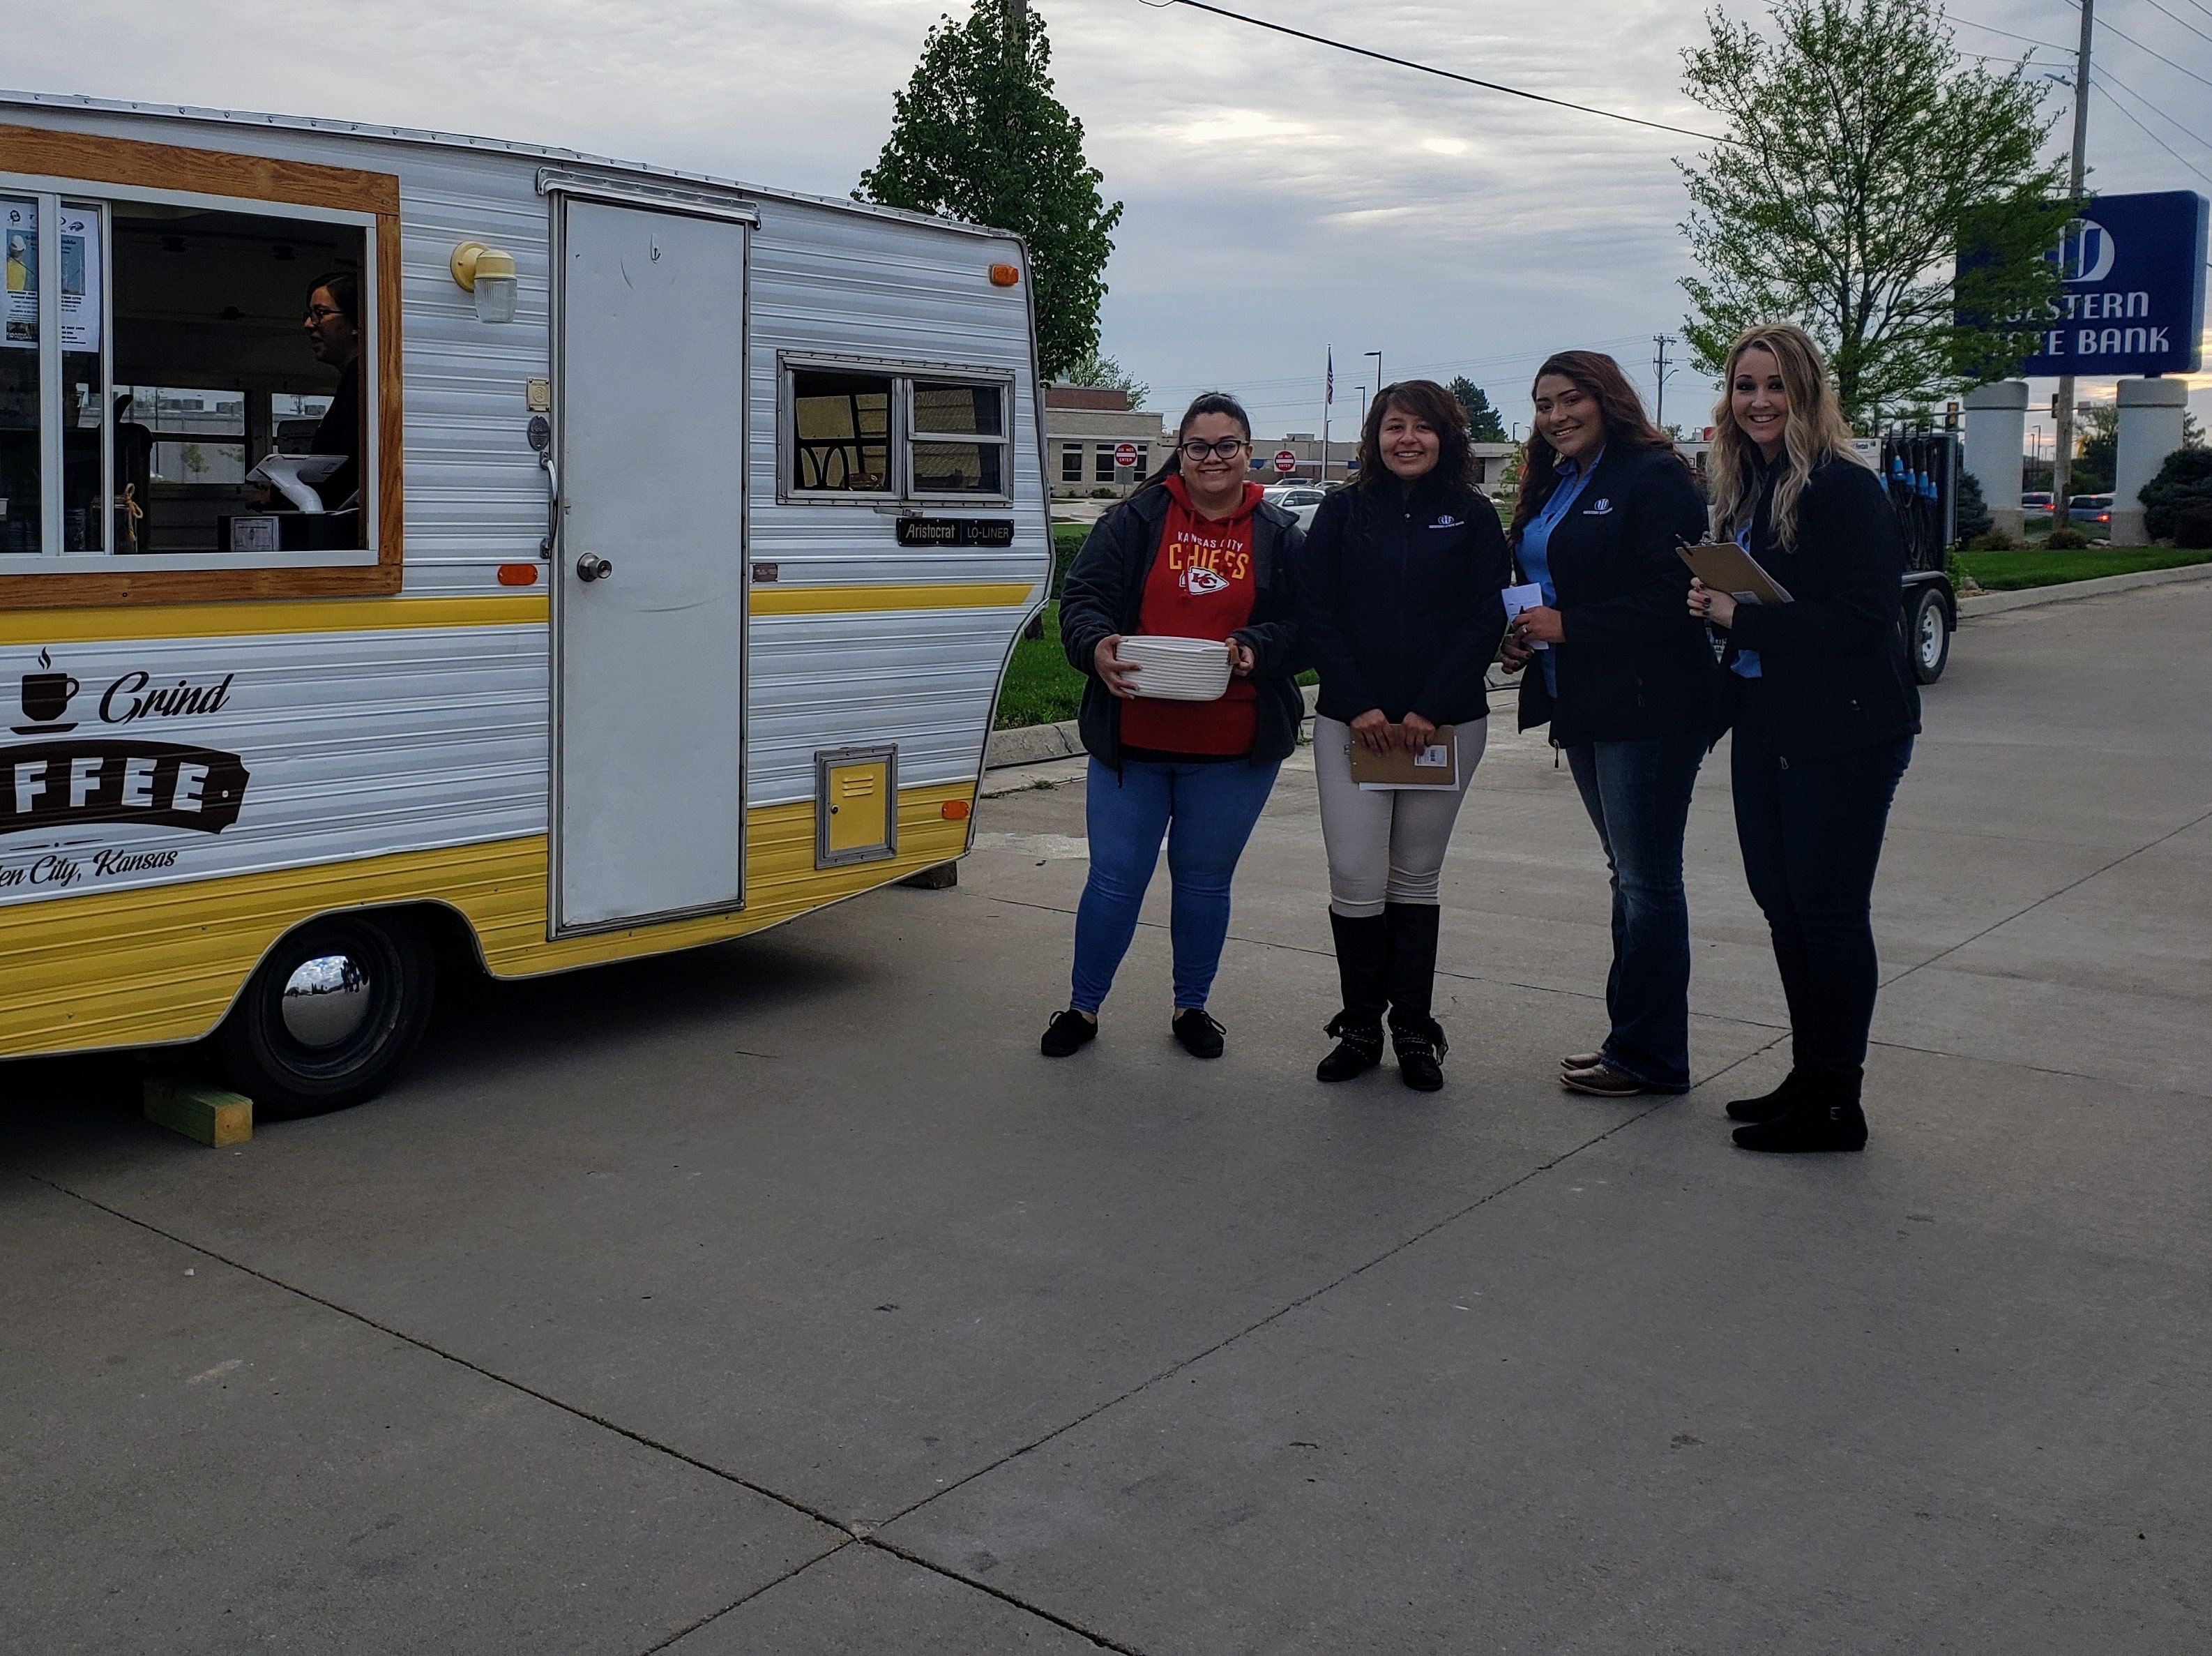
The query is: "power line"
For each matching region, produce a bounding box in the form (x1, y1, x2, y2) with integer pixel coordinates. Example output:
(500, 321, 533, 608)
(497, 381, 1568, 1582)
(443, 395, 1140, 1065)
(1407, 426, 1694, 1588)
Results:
(2138, 0, 2212, 50)
(2090, 69, 2212, 185)
(1136, 0, 1732, 144)
(2091, 10, 2212, 91)
(1952, 15, 2073, 52)
(2091, 63, 2212, 154)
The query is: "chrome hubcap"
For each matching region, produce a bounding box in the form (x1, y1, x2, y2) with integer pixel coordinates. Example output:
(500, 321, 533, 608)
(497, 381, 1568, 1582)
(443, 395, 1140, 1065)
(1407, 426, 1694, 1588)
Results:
(281, 953, 373, 1048)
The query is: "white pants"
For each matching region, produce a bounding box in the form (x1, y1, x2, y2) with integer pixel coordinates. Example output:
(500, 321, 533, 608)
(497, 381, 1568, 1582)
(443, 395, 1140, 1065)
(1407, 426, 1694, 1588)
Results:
(1313, 715, 1487, 917)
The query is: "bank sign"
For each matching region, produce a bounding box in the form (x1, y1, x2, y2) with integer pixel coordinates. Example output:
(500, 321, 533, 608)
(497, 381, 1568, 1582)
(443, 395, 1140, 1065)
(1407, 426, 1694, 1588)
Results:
(2008, 191, 2208, 377)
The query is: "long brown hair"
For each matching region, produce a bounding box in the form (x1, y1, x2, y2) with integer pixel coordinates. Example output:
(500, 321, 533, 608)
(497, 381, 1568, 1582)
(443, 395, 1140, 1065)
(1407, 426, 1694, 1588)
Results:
(1509, 350, 1679, 542)
(1134, 391, 1252, 496)
(1706, 323, 1867, 552)
(1355, 379, 1475, 494)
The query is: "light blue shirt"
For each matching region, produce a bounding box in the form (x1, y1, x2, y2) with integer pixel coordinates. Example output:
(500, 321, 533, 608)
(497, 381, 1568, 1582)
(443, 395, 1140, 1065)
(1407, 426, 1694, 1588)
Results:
(1729, 521, 1763, 679)
(1517, 451, 1602, 697)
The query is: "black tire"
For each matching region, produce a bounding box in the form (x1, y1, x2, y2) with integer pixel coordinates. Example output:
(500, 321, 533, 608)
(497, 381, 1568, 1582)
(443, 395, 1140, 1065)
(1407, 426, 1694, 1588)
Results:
(1908, 585, 1950, 684)
(217, 912, 434, 1117)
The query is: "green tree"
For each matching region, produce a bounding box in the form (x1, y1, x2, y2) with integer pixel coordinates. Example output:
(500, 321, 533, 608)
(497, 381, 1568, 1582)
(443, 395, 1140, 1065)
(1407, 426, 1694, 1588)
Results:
(1062, 348, 1149, 409)
(1448, 377, 1508, 441)
(2073, 402, 2116, 493)
(1676, 0, 2073, 428)
(857, 2, 1122, 381)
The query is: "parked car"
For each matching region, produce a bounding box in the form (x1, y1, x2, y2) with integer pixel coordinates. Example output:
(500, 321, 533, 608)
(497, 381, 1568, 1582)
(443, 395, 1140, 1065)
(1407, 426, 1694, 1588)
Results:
(1263, 483, 1331, 532)
(2068, 493, 2113, 530)
(2020, 490, 2054, 524)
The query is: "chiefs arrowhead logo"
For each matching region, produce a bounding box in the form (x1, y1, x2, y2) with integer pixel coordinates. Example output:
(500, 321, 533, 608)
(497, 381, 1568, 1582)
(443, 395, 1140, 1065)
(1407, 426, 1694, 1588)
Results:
(1184, 566, 1229, 595)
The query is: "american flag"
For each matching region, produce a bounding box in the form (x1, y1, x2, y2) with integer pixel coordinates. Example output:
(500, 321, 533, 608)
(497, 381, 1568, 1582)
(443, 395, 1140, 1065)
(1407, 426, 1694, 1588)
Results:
(1326, 347, 1334, 404)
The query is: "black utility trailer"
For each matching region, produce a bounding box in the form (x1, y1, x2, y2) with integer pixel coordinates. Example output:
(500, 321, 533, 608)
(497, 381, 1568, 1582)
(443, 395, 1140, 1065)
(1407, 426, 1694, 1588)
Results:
(1881, 430, 1960, 684)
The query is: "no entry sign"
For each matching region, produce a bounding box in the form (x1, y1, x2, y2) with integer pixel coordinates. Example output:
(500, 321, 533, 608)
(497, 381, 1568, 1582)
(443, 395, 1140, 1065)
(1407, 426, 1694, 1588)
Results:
(1113, 442, 1139, 469)
(1273, 450, 1298, 474)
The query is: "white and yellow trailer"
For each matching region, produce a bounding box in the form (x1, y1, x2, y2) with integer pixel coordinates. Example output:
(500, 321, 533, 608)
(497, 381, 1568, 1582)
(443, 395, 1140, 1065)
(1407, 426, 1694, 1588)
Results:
(0, 93, 1048, 1109)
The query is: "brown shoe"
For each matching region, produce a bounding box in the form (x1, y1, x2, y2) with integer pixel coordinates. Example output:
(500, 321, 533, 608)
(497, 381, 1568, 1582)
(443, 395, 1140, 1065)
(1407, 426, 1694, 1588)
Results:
(1559, 1060, 1648, 1098)
(1560, 1050, 1605, 1072)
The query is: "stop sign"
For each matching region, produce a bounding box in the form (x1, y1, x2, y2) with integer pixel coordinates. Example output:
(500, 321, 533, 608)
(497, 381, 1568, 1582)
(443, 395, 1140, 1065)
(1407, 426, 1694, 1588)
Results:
(1273, 449, 1298, 474)
(1113, 442, 1139, 469)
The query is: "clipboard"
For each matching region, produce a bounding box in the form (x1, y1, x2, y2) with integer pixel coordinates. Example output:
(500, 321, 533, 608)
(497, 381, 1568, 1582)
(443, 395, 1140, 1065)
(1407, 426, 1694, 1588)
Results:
(1678, 541, 1793, 605)
(1347, 725, 1459, 792)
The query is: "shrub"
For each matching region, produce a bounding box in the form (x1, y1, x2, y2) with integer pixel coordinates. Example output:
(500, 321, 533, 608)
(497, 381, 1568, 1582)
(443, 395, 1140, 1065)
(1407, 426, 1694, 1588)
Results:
(2044, 525, 2091, 550)
(1966, 529, 2017, 551)
(2174, 502, 2212, 550)
(1954, 470, 1992, 543)
(2140, 448, 2212, 541)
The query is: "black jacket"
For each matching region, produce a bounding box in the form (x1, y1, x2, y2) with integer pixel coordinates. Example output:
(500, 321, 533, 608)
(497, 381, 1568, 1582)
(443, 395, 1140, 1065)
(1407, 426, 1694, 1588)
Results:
(1512, 444, 1715, 747)
(310, 357, 361, 511)
(1058, 485, 1306, 767)
(1723, 456, 1922, 761)
(1299, 473, 1511, 727)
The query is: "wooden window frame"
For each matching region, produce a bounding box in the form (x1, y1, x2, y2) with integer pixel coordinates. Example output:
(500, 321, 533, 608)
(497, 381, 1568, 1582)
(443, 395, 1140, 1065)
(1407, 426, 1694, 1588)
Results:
(0, 123, 402, 610)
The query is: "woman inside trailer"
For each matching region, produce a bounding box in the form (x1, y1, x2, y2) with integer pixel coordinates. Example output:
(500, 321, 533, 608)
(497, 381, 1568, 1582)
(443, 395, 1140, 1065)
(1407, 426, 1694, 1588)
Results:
(298, 270, 363, 509)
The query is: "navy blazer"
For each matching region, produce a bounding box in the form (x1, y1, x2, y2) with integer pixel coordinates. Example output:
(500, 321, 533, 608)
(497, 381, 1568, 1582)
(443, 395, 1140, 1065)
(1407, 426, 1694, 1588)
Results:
(1299, 472, 1512, 728)
(1513, 444, 1715, 747)
(1723, 456, 1921, 761)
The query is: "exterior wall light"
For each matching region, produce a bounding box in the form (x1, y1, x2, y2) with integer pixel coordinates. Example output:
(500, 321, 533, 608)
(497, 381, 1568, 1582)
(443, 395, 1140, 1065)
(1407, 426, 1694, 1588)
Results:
(450, 241, 519, 324)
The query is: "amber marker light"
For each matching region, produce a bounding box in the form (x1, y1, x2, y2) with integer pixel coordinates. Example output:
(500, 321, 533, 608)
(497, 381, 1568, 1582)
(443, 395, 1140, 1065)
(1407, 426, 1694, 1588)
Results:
(497, 564, 540, 586)
(989, 264, 1021, 287)
(941, 799, 971, 820)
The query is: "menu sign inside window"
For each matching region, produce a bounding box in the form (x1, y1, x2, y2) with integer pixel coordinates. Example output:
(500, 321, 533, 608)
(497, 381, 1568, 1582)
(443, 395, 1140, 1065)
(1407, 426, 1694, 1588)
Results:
(894, 517, 1015, 548)
(2, 200, 102, 352)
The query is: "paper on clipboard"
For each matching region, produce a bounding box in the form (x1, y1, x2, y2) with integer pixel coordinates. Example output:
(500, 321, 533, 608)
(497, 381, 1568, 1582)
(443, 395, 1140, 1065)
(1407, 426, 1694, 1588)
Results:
(1679, 541, 1792, 605)
(1349, 725, 1460, 792)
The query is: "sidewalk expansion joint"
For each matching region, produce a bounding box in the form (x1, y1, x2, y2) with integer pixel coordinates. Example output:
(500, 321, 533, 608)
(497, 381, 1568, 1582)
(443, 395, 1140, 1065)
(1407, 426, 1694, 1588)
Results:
(870, 1033, 1786, 1537)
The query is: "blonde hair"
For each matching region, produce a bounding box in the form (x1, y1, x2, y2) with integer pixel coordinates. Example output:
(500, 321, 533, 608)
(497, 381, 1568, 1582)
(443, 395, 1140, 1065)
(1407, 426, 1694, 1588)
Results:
(1706, 324, 1868, 551)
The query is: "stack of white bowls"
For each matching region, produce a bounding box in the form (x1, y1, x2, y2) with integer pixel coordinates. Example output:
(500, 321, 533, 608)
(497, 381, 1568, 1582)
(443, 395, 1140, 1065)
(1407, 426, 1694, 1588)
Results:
(1117, 634, 1235, 702)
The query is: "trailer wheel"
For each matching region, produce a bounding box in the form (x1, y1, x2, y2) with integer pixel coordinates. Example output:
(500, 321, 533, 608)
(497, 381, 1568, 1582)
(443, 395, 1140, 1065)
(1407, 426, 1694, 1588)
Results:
(218, 912, 434, 1117)
(1908, 586, 1950, 684)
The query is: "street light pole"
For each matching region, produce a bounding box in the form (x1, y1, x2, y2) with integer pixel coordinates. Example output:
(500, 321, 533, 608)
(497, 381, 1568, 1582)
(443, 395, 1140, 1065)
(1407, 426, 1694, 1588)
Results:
(2054, 0, 2093, 522)
(1365, 349, 1383, 408)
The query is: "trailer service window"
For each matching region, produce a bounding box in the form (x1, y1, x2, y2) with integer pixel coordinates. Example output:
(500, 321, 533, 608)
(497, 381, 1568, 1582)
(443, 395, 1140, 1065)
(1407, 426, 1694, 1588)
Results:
(0, 128, 398, 608)
(784, 361, 1010, 504)
(1, 193, 370, 562)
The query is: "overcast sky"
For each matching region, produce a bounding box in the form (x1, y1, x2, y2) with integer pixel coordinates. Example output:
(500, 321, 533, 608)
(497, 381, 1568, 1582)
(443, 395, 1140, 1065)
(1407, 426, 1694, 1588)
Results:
(6, 0, 2208, 443)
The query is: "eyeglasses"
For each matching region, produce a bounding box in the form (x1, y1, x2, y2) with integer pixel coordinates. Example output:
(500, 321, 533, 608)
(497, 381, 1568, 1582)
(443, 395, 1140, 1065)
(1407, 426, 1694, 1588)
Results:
(303, 305, 346, 324)
(1178, 438, 1250, 462)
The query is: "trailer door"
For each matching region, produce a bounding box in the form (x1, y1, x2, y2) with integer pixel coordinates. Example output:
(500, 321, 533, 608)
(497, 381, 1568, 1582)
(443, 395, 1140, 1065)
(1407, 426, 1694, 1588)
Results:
(553, 197, 748, 932)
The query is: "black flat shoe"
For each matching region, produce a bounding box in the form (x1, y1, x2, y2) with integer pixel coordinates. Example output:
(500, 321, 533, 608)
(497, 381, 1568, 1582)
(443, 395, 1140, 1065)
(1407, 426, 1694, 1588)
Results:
(1172, 1008, 1226, 1060)
(1725, 1069, 1804, 1123)
(1040, 1009, 1097, 1058)
(1732, 1098, 1868, 1153)
(1390, 1017, 1448, 1092)
(1317, 1013, 1384, 1082)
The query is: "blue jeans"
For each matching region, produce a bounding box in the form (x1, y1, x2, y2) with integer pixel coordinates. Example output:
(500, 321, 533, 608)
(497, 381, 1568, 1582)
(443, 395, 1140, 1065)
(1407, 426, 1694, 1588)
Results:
(1565, 735, 1708, 1090)
(1732, 736, 1913, 1074)
(1070, 757, 1281, 1012)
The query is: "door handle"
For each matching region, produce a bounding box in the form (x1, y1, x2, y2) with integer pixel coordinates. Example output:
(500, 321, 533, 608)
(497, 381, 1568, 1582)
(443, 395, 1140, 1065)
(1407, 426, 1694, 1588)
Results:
(575, 553, 614, 583)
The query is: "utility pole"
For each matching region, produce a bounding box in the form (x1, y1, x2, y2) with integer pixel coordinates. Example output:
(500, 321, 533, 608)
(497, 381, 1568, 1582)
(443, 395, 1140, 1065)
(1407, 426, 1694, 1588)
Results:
(2054, 0, 2093, 521)
(1653, 333, 1677, 430)
(1365, 349, 1384, 410)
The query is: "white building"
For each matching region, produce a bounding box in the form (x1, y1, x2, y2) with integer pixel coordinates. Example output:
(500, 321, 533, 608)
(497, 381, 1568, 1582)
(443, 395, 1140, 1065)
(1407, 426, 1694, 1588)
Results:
(1046, 386, 1171, 500)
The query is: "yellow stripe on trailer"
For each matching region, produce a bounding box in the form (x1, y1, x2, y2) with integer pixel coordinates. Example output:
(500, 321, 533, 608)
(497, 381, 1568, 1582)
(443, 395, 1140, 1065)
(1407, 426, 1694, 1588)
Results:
(0, 782, 976, 1059)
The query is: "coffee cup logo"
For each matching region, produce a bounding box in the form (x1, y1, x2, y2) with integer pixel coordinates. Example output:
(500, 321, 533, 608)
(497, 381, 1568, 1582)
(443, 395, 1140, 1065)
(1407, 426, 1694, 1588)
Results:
(14, 649, 79, 735)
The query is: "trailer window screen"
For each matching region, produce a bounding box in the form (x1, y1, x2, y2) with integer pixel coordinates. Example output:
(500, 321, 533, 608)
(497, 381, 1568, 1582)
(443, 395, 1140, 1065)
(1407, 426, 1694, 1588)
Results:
(782, 362, 1013, 504)
(791, 370, 892, 494)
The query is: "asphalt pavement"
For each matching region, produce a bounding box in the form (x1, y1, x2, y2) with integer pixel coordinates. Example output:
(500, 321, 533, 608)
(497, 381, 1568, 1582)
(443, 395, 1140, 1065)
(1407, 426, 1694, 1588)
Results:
(6, 578, 2207, 1654)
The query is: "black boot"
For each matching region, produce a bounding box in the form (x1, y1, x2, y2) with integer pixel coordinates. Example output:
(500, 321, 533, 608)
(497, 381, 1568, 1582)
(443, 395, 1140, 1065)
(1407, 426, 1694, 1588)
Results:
(1732, 1065, 1868, 1152)
(1384, 903, 1446, 1091)
(1317, 1014, 1384, 1081)
(1318, 912, 1390, 1082)
(1725, 1067, 1805, 1123)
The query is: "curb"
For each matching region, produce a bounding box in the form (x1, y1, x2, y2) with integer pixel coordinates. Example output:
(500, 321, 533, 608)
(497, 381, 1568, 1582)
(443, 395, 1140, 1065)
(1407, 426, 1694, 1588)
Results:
(987, 684, 1322, 772)
(1960, 561, 2212, 618)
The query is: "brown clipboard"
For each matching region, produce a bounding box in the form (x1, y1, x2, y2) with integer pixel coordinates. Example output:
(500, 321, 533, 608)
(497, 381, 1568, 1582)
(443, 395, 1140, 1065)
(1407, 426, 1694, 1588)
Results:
(1347, 725, 1459, 790)
(1678, 541, 1793, 606)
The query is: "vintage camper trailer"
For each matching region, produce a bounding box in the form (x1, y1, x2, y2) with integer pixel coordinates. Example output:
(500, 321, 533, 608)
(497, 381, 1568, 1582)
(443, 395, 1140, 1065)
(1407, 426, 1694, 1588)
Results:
(0, 93, 1050, 1111)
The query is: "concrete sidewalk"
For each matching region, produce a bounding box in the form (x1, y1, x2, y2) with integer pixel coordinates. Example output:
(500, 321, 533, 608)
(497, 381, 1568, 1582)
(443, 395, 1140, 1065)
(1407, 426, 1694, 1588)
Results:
(5, 580, 2206, 1653)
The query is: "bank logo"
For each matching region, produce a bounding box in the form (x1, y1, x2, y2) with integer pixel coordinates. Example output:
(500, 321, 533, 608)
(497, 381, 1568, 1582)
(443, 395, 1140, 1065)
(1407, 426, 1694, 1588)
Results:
(13, 649, 78, 735)
(2054, 218, 2116, 284)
